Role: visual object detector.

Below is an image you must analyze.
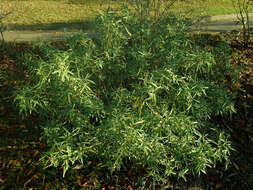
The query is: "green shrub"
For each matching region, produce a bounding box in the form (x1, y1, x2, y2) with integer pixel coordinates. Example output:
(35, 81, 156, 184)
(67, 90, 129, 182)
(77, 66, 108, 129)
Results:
(14, 4, 237, 185)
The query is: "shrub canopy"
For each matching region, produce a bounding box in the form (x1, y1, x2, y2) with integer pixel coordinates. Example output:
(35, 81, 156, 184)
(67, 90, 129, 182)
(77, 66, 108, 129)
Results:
(14, 5, 237, 184)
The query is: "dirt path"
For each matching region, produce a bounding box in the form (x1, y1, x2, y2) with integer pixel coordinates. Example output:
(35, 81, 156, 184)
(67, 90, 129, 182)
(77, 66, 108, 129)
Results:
(1, 14, 253, 42)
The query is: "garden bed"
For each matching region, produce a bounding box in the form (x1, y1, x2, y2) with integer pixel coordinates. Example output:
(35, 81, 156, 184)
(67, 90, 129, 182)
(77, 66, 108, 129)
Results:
(0, 18, 252, 190)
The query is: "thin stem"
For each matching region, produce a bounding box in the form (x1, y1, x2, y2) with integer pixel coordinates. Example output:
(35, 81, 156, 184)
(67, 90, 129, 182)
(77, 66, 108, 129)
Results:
(0, 31, 4, 44)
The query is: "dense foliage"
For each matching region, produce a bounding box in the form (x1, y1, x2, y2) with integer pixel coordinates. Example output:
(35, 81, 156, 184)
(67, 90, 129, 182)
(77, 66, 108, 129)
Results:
(14, 5, 238, 184)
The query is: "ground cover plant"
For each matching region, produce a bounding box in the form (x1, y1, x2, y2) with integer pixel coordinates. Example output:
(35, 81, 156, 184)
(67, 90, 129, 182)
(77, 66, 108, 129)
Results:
(10, 3, 243, 188)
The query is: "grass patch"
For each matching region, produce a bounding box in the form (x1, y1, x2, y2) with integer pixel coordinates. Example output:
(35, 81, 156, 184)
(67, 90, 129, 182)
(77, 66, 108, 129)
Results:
(0, 0, 239, 31)
(0, 0, 125, 30)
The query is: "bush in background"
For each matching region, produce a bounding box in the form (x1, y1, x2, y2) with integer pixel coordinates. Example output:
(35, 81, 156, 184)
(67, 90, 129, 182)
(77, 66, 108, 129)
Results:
(231, 0, 253, 47)
(14, 3, 238, 185)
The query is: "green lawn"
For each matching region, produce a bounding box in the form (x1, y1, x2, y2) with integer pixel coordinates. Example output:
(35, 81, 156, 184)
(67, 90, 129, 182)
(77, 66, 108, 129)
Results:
(0, 0, 237, 30)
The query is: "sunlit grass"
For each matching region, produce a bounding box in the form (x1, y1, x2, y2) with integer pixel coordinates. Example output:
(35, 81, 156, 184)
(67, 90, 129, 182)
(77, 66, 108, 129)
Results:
(0, 0, 237, 30)
(171, 0, 235, 17)
(0, 0, 124, 28)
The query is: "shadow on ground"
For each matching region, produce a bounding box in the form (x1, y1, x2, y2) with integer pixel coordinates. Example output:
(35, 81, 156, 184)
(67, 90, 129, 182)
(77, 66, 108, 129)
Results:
(5, 19, 96, 31)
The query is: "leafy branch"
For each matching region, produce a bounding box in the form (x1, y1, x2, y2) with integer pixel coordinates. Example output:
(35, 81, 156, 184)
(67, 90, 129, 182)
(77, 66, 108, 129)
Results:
(232, 0, 253, 47)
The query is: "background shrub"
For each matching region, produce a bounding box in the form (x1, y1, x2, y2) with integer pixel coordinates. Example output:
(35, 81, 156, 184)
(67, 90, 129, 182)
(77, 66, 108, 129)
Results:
(14, 4, 238, 184)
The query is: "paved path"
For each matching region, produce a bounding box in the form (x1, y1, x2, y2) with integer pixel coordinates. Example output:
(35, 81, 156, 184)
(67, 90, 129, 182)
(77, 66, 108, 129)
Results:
(191, 14, 253, 33)
(2, 30, 81, 43)
(1, 14, 253, 43)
